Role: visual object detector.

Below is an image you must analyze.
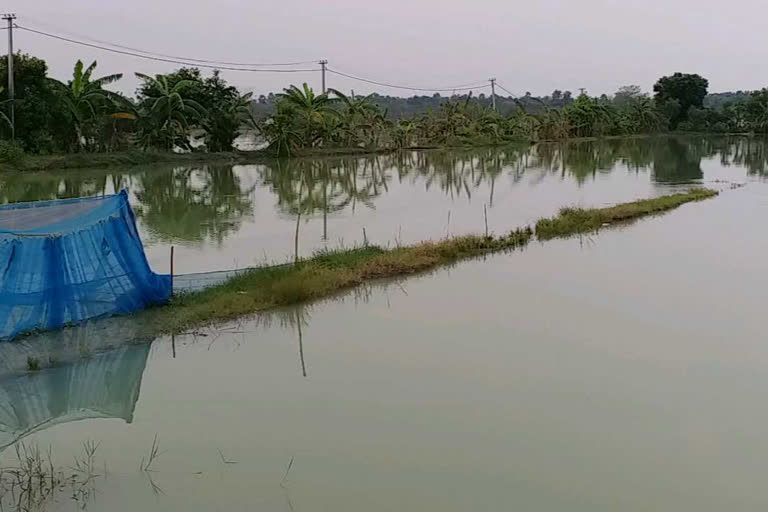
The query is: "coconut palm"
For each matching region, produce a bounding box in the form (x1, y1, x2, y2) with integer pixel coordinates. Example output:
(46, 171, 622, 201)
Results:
(135, 73, 207, 151)
(49, 60, 125, 151)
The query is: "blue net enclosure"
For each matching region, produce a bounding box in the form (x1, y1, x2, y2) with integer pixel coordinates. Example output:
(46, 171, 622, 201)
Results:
(0, 190, 171, 340)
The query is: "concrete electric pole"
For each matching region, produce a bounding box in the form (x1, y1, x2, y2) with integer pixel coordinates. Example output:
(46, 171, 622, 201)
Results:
(489, 78, 497, 111)
(320, 60, 328, 94)
(2, 14, 15, 140)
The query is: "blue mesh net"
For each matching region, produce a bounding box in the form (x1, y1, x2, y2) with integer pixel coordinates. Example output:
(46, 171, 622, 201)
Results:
(0, 190, 171, 340)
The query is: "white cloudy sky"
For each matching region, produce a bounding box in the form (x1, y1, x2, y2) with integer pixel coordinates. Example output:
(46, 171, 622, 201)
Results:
(7, 0, 766, 98)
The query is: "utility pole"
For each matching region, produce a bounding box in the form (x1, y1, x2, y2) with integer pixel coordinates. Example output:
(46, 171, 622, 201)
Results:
(319, 60, 328, 94)
(489, 78, 497, 111)
(578, 87, 586, 96)
(2, 14, 15, 140)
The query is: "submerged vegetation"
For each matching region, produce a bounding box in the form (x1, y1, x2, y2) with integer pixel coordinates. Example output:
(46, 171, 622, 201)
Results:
(0, 441, 101, 511)
(142, 189, 717, 335)
(3, 52, 768, 165)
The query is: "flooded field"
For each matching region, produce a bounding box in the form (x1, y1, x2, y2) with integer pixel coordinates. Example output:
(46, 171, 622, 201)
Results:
(2, 136, 760, 275)
(1, 135, 768, 510)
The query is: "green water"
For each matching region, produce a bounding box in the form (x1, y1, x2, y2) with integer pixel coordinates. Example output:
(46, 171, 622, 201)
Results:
(1, 136, 768, 510)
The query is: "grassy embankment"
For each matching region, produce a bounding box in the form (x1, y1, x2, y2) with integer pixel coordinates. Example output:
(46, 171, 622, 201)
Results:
(1, 150, 267, 172)
(2, 138, 532, 172)
(142, 188, 718, 335)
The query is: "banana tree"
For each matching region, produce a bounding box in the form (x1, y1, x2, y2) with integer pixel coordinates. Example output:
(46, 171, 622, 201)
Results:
(203, 92, 254, 152)
(328, 89, 379, 145)
(49, 60, 125, 152)
(258, 111, 304, 156)
(277, 83, 336, 147)
(135, 73, 207, 151)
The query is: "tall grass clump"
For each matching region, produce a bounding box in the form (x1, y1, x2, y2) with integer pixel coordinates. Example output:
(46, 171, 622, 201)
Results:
(0, 141, 26, 166)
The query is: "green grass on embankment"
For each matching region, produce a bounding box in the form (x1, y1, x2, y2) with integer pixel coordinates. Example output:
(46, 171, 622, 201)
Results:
(535, 188, 719, 240)
(3, 150, 266, 172)
(141, 188, 718, 336)
(3, 140, 529, 172)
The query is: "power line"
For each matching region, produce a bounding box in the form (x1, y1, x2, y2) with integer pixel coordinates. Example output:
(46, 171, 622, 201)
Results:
(495, 83, 520, 98)
(16, 25, 321, 73)
(16, 22, 496, 94)
(327, 67, 490, 93)
(18, 17, 318, 67)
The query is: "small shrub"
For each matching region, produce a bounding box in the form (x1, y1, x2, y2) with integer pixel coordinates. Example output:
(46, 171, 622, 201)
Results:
(0, 140, 25, 164)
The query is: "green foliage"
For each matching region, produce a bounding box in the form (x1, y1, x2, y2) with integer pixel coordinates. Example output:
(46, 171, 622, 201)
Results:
(48, 60, 127, 152)
(0, 52, 767, 156)
(535, 188, 718, 240)
(653, 73, 709, 128)
(276, 83, 337, 147)
(0, 53, 71, 153)
(135, 72, 207, 150)
(0, 140, 25, 164)
(203, 91, 253, 152)
(564, 94, 612, 137)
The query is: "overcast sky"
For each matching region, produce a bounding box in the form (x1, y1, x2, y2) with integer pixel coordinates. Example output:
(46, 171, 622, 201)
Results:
(7, 0, 766, 98)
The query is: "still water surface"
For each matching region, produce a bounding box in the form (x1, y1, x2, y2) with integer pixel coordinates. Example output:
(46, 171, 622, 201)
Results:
(1, 136, 767, 510)
(2, 136, 761, 274)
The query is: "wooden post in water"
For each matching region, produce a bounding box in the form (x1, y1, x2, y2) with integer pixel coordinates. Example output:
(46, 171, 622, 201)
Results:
(296, 309, 307, 378)
(294, 212, 301, 264)
(170, 246, 175, 291)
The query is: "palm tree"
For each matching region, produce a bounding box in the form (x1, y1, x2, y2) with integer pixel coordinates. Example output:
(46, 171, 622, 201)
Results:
(135, 73, 207, 151)
(277, 83, 336, 147)
(49, 60, 125, 151)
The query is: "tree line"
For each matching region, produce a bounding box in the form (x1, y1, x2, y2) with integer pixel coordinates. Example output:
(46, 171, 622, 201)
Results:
(3, 53, 768, 159)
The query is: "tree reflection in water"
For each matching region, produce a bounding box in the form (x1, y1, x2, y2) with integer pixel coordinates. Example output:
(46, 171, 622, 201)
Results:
(133, 165, 255, 245)
(0, 136, 766, 251)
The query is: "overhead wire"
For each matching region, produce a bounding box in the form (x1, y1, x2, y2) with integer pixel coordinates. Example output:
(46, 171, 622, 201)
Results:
(15, 22, 497, 91)
(327, 68, 490, 93)
(495, 83, 520, 98)
(15, 25, 320, 72)
(17, 16, 318, 67)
